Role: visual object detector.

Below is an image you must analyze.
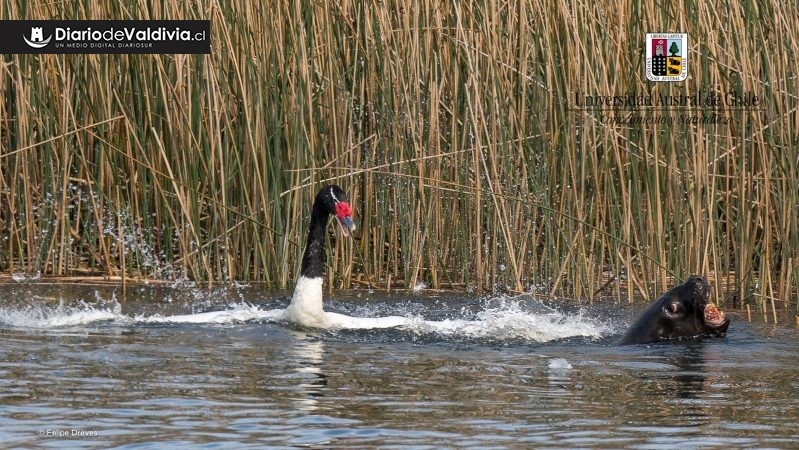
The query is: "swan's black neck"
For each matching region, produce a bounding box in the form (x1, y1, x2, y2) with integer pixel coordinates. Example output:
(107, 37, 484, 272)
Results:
(300, 200, 330, 279)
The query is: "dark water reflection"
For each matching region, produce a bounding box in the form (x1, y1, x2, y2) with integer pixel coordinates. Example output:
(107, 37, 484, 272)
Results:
(0, 284, 797, 448)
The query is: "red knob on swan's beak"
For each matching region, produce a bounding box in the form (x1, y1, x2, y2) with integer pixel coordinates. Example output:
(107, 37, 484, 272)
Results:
(334, 202, 355, 237)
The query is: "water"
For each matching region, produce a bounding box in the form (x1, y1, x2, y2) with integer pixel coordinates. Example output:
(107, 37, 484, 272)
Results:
(0, 284, 797, 449)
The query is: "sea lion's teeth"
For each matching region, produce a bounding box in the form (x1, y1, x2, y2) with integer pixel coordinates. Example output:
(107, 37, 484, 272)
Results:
(704, 303, 726, 326)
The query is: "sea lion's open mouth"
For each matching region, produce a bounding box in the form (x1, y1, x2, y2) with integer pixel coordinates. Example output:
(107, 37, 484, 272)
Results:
(704, 303, 727, 327)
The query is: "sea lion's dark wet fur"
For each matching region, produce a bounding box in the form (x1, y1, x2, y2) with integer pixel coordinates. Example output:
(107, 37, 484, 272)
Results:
(620, 276, 730, 345)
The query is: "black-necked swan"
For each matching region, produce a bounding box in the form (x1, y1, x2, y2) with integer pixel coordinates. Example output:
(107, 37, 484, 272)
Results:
(282, 185, 356, 327)
(146, 184, 605, 339)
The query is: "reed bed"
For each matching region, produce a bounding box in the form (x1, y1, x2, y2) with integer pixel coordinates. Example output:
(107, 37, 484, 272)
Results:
(1, 0, 797, 313)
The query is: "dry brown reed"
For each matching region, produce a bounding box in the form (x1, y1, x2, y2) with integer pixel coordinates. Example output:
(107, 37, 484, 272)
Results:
(1, 1, 797, 314)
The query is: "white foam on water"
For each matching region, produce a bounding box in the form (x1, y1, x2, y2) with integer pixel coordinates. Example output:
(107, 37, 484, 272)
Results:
(132, 296, 610, 342)
(0, 294, 611, 342)
(0, 301, 126, 328)
(138, 303, 283, 324)
(402, 303, 609, 342)
(326, 312, 417, 329)
(548, 358, 573, 370)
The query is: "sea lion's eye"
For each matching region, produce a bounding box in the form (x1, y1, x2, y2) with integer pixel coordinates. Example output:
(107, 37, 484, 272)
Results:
(663, 300, 682, 317)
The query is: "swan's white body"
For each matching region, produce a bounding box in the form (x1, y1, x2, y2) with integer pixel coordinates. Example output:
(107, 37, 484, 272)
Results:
(282, 275, 328, 327)
(282, 275, 411, 329)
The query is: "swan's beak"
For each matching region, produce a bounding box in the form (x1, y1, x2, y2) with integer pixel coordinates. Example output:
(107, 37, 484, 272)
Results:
(334, 201, 355, 238)
(336, 215, 356, 238)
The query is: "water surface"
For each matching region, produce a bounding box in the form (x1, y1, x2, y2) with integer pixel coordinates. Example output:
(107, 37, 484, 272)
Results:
(0, 283, 796, 448)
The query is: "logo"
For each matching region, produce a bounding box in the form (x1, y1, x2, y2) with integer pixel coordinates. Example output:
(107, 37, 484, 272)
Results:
(23, 26, 52, 48)
(646, 33, 688, 82)
(1, 20, 210, 54)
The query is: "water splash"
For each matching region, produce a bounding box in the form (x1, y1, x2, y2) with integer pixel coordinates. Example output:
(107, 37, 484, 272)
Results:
(137, 303, 282, 324)
(0, 299, 125, 328)
(0, 293, 612, 343)
(403, 297, 610, 342)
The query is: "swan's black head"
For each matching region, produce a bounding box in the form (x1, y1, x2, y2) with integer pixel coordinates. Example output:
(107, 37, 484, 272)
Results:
(299, 185, 356, 279)
(315, 185, 356, 237)
(619, 275, 730, 345)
